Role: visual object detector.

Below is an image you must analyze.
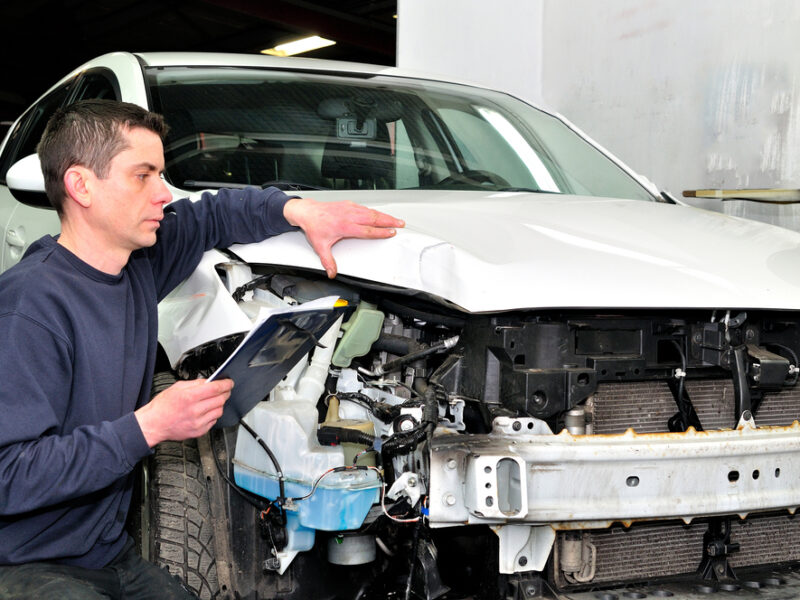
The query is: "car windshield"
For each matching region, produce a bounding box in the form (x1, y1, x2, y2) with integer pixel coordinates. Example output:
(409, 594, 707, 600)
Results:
(146, 66, 653, 200)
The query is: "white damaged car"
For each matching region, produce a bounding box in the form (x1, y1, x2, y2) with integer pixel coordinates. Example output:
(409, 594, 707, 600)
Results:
(4, 52, 800, 600)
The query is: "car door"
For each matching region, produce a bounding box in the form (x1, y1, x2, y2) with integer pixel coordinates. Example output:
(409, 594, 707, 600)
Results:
(0, 69, 120, 272)
(0, 84, 70, 271)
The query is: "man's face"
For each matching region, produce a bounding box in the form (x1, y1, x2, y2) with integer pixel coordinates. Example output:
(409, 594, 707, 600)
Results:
(88, 126, 171, 253)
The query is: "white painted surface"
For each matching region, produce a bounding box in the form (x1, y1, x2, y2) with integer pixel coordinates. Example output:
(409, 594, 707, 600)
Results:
(231, 190, 800, 312)
(396, 0, 544, 104)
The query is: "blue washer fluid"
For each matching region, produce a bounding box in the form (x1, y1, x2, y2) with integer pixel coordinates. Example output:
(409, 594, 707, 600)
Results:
(233, 463, 381, 532)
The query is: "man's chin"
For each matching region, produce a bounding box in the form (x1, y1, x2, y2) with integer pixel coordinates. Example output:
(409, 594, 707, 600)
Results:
(138, 233, 159, 249)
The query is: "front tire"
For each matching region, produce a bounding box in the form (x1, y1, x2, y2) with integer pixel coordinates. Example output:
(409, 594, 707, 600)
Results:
(141, 372, 221, 599)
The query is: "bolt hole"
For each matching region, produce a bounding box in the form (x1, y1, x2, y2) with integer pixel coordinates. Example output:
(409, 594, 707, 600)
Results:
(527, 421, 534, 429)
(626, 476, 640, 487)
(484, 466, 492, 474)
(600, 369, 608, 376)
(728, 470, 740, 483)
(485, 482, 491, 489)
(485, 496, 494, 507)
(775, 468, 781, 478)
(577, 373, 590, 385)
(752, 469, 760, 480)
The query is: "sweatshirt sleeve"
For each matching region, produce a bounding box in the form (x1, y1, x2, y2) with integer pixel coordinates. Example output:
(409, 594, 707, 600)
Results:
(0, 313, 151, 515)
(149, 186, 299, 300)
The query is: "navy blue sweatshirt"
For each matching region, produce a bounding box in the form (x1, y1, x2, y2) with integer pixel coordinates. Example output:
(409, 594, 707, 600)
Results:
(0, 186, 295, 568)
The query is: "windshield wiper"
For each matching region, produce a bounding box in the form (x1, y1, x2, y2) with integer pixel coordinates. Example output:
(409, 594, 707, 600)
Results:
(180, 180, 330, 192)
(497, 187, 560, 194)
(262, 180, 330, 192)
(183, 180, 252, 190)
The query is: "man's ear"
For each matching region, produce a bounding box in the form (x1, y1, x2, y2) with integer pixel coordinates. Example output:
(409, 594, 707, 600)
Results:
(63, 166, 94, 209)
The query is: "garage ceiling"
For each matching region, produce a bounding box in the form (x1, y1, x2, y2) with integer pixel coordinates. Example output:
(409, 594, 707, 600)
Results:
(0, 0, 397, 121)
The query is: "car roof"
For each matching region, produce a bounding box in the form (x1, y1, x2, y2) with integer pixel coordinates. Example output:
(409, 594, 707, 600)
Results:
(132, 51, 484, 90)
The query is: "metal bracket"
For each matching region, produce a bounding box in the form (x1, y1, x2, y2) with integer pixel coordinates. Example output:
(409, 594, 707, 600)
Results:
(506, 573, 545, 599)
(493, 524, 556, 573)
(699, 518, 739, 581)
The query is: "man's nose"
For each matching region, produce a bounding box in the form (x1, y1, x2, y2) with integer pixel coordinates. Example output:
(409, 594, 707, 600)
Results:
(153, 177, 172, 205)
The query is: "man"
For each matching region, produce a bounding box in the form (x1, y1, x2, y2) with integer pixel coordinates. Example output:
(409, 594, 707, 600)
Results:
(0, 99, 404, 599)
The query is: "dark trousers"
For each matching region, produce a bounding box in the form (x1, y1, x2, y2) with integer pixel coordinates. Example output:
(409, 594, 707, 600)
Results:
(0, 539, 197, 600)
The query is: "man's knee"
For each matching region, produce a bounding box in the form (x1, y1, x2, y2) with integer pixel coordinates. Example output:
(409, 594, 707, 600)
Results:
(0, 563, 110, 600)
(114, 549, 198, 600)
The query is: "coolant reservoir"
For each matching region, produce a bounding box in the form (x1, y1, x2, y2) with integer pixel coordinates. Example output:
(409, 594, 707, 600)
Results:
(331, 301, 384, 367)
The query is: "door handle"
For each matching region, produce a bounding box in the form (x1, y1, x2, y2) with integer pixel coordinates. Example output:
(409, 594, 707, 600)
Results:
(6, 226, 26, 263)
(7, 227, 25, 248)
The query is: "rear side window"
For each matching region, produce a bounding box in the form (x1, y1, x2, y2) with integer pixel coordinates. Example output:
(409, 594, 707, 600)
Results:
(71, 70, 119, 103)
(0, 69, 121, 208)
(0, 83, 72, 183)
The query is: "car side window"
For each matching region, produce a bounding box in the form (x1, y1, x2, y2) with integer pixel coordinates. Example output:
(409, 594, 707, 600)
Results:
(71, 70, 120, 103)
(0, 82, 73, 184)
(0, 69, 120, 208)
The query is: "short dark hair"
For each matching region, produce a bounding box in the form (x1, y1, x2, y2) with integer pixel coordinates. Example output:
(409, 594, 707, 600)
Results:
(37, 99, 169, 215)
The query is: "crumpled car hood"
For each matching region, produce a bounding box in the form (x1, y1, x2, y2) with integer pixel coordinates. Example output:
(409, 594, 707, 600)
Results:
(228, 190, 800, 312)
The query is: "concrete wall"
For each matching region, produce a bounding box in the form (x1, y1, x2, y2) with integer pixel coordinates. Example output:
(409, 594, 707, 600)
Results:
(397, 0, 800, 231)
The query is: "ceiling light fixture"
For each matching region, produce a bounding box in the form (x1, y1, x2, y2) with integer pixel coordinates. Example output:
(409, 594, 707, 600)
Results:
(261, 35, 335, 57)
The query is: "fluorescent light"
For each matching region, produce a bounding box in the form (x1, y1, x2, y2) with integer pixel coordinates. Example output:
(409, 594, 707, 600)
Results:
(261, 35, 335, 57)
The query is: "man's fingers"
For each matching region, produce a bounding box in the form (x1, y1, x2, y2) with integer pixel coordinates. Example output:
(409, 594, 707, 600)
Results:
(318, 249, 337, 278)
(180, 378, 233, 399)
(366, 211, 404, 229)
(358, 225, 397, 239)
(178, 379, 233, 419)
(349, 206, 405, 229)
(201, 378, 234, 396)
(287, 198, 404, 278)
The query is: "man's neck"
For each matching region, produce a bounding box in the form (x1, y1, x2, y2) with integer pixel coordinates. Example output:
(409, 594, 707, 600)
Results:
(57, 226, 130, 275)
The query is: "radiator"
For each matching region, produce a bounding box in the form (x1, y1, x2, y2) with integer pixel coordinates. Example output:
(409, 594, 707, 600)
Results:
(553, 380, 800, 588)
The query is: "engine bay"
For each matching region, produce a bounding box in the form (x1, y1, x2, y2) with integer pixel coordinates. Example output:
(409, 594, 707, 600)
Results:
(170, 262, 800, 599)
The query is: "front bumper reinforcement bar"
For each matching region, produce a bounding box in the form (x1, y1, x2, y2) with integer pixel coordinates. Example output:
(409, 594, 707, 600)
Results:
(429, 416, 800, 528)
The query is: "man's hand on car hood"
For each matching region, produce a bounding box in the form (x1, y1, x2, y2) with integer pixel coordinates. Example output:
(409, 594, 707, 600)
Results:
(283, 197, 405, 278)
